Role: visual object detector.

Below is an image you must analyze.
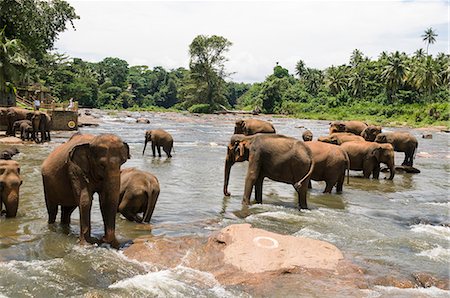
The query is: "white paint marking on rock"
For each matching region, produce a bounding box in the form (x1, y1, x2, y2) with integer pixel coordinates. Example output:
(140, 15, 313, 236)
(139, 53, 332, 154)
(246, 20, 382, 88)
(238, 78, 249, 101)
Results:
(253, 236, 279, 249)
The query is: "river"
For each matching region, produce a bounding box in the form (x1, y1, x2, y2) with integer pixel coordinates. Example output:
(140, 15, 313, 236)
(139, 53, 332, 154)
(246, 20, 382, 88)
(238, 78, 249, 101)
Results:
(0, 111, 448, 297)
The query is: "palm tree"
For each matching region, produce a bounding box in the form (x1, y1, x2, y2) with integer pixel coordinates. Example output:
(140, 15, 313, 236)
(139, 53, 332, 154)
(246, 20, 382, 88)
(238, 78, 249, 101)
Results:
(414, 49, 426, 60)
(382, 51, 409, 102)
(412, 56, 440, 95)
(350, 49, 364, 67)
(421, 27, 438, 54)
(295, 60, 307, 79)
(349, 67, 366, 97)
(304, 68, 323, 95)
(325, 65, 348, 95)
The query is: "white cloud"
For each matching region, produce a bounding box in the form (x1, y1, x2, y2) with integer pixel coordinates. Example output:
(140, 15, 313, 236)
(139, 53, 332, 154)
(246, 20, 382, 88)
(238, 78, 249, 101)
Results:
(55, 0, 449, 83)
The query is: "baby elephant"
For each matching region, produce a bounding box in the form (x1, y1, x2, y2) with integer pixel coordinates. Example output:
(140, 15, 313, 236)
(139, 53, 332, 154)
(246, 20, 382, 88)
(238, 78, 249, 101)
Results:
(118, 168, 160, 223)
(0, 147, 20, 160)
(20, 121, 34, 141)
(143, 129, 174, 158)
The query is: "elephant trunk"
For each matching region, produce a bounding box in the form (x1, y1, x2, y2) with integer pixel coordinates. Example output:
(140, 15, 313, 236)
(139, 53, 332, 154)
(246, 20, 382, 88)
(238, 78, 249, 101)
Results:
(387, 161, 395, 180)
(101, 173, 121, 248)
(223, 153, 234, 196)
(142, 137, 148, 155)
(3, 189, 19, 217)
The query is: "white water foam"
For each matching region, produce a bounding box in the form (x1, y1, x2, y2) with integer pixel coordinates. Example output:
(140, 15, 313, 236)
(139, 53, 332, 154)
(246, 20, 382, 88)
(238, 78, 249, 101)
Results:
(411, 224, 450, 241)
(109, 265, 235, 297)
(248, 211, 303, 222)
(422, 202, 450, 208)
(417, 245, 450, 262)
(364, 286, 450, 298)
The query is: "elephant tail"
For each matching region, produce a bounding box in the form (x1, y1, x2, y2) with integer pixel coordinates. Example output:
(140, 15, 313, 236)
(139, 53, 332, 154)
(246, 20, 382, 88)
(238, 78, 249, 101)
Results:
(143, 187, 159, 223)
(343, 150, 350, 184)
(294, 159, 314, 190)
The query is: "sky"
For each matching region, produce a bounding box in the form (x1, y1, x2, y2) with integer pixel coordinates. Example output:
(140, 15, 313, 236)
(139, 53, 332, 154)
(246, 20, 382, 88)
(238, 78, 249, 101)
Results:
(55, 0, 449, 83)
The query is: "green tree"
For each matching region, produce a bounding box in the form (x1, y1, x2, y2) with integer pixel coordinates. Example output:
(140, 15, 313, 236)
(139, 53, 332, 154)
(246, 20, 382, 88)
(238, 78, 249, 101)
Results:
(421, 27, 438, 54)
(295, 60, 307, 79)
(304, 68, 323, 95)
(273, 63, 290, 78)
(186, 35, 232, 109)
(0, 0, 79, 61)
(382, 51, 409, 102)
(413, 56, 440, 95)
(97, 57, 129, 88)
(325, 65, 348, 95)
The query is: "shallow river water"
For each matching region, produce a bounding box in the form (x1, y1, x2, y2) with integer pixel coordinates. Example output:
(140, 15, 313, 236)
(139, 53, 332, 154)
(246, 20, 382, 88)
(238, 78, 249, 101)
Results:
(0, 111, 448, 297)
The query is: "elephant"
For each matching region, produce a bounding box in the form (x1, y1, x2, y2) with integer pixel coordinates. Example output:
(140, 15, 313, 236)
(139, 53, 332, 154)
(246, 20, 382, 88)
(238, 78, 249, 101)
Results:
(302, 130, 313, 141)
(305, 141, 349, 193)
(31, 111, 52, 143)
(19, 122, 34, 141)
(375, 131, 418, 166)
(6, 107, 34, 136)
(318, 132, 365, 145)
(136, 118, 150, 124)
(41, 133, 130, 248)
(361, 125, 383, 142)
(142, 129, 173, 158)
(0, 147, 19, 160)
(223, 134, 314, 209)
(118, 168, 160, 223)
(340, 141, 395, 180)
(329, 120, 368, 135)
(0, 160, 22, 217)
(12, 120, 32, 138)
(234, 119, 276, 135)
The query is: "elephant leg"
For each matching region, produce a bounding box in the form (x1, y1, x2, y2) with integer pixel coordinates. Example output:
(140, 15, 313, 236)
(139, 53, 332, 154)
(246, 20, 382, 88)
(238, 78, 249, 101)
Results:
(254, 175, 264, 204)
(294, 180, 309, 209)
(363, 162, 373, 178)
(99, 191, 119, 248)
(323, 180, 334, 193)
(372, 165, 380, 179)
(46, 201, 58, 224)
(78, 189, 96, 245)
(401, 153, 408, 166)
(242, 165, 261, 205)
(336, 173, 344, 193)
(163, 146, 172, 158)
(118, 193, 141, 222)
(151, 143, 156, 157)
(61, 206, 76, 225)
(157, 145, 162, 157)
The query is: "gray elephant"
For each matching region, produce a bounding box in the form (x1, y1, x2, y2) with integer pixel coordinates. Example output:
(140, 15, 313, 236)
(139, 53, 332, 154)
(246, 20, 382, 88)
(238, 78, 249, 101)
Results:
(12, 120, 32, 137)
(0, 160, 22, 217)
(302, 130, 313, 141)
(305, 141, 349, 193)
(340, 141, 395, 180)
(143, 129, 173, 158)
(31, 111, 52, 143)
(329, 121, 368, 135)
(41, 133, 130, 248)
(0, 147, 19, 160)
(234, 119, 276, 135)
(375, 131, 418, 167)
(118, 168, 160, 223)
(224, 134, 314, 209)
(361, 125, 382, 142)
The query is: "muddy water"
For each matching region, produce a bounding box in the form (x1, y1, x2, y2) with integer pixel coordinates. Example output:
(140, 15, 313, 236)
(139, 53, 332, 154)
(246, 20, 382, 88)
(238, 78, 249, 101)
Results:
(0, 111, 448, 297)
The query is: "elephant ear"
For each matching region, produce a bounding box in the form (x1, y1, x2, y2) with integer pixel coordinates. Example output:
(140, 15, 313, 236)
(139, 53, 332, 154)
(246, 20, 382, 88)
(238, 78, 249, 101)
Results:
(68, 143, 91, 180)
(371, 147, 381, 161)
(121, 142, 131, 163)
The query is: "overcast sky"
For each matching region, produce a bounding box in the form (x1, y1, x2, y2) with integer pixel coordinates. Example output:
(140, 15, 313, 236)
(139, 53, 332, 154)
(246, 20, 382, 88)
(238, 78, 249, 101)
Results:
(55, 0, 449, 83)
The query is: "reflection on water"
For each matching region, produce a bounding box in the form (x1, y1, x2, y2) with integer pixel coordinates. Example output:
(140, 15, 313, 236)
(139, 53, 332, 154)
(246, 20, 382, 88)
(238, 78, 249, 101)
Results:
(0, 111, 449, 296)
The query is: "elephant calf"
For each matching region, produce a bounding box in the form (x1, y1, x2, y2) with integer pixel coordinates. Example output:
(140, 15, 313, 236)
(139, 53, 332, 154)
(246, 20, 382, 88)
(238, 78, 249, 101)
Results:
(0, 160, 22, 217)
(329, 120, 368, 135)
(12, 120, 32, 138)
(143, 129, 173, 158)
(118, 168, 160, 223)
(318, 133, 365, 145)
(234, 119, 276, 135)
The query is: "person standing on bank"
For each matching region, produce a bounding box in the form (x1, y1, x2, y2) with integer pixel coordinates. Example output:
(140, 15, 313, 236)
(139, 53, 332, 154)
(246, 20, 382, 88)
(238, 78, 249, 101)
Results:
(33, 91, 41, 111)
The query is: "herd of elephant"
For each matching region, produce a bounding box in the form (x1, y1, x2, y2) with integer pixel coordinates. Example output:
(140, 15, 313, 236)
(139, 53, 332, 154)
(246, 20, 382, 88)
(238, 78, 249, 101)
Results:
(0, 116, 418, 249)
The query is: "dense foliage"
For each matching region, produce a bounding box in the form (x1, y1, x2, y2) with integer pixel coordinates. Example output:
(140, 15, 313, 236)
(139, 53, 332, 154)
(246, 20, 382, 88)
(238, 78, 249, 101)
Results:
(0, 0, 447, 127)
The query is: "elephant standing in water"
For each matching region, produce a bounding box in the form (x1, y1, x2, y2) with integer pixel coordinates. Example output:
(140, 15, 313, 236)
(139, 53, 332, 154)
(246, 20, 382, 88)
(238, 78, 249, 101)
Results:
(375, 131, 418, 166)
(361, 125, 382, 142)
(340, 141, 395, 180)
(143, 129, 173, 158)
(6, 107, 33, 136)
(41, 133, 130, 248)
(31, 111, 52, 143)
(224, 134, 314, 209)
(118, 168, 160, 223)
(0, 160, 22, 217)
(234, 119, 275, 135)
(329, 121, 368, 135)
(305, 141, 349, 193)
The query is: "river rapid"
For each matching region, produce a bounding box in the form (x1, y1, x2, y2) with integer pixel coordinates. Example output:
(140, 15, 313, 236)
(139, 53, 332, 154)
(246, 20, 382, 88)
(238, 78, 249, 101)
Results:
(0, 111, 448, 297)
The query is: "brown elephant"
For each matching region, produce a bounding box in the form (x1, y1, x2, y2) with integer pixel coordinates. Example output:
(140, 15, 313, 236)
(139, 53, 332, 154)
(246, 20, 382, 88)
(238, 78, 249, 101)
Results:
(0, 160, 22, 217)
(361, 125, 382, 142)
(302, 130, 313, 141)
(118, 168, 160, 223)
(12, 120, 32, 138)
(329, 121, 368, 135)
(6, 107, 34, 136)
(234, 119, 276, 135)
(142, 129, 173, 158)
(41, 133, 130, 248)
(19, 122, 34, 141)
(224, 134, 314, 209)
(340, 141, 395, 179)
(318, 132, 365, 145)
(375, 131, 418, 166)
(31, 111, 52, 143)
(305, 141, 349, 193)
